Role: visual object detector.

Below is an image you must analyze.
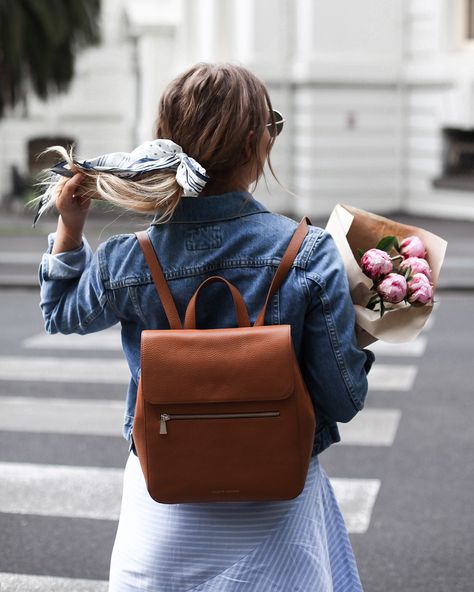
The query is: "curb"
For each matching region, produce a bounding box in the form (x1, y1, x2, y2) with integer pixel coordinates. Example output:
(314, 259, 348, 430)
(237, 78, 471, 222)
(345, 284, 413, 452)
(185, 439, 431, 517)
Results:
(0, 277, 39, 290)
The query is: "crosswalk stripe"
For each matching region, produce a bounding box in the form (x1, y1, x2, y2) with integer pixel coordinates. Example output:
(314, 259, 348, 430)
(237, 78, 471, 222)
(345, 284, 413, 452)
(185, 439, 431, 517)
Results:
(0, 573, 108, 592)
(24, 331, 431, 356)
(0, 462, 123, 520)
(367, 364, 418, 391)
(24, 331, 427, 357)
(0, 357, 418, 392)
(369, 337, 427, 357)
(0, 356, 130, 384)
(338, 409, 401, 446)
(23, 330, 122, 351)
(331, 478, 381, 534)
(0, 461, 379, 534)
(0, 252, 42, 264)
(0, 397, 124, 436)
(0, 396, 401, 446)
(22, 315, 436, 354)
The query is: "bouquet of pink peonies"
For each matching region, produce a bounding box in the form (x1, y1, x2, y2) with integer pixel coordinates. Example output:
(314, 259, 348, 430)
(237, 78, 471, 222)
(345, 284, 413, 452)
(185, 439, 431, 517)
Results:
(326, 204, 448, 347)
(360, 234, 433, 316)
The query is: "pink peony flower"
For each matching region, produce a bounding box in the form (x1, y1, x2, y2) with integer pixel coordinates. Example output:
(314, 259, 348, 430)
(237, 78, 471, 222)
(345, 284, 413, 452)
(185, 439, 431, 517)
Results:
(399, 256, 432, 281)
(377, 273, 407, 303)
(407, 273, 433, 305)
(399, 235, 426, 259)
(361, 248, 393, 280)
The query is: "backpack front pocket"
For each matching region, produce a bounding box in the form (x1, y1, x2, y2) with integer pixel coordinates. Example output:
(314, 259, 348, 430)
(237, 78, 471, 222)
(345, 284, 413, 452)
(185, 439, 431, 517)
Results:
(159, 411, 280, 435)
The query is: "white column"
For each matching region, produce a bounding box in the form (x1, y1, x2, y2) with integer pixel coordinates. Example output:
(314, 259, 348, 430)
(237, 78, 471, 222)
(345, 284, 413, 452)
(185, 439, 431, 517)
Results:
(233, 0, 255, 64)
(295, 0, 314, 64)
(192, 0, 235, 62)
(194, 0, 215, 61)
(213, 0, 236, 61)
(136, 31, 177, 142)
(176, 0, 200, 68)
(246, 0, 296, 212)
(125, 0, 183, 144)
(179, 0, 252, 69)
(252, 0, 292, 75)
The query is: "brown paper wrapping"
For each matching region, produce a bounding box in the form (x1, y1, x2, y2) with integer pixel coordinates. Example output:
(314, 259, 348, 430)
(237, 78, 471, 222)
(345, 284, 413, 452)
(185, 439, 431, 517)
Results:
(325, 204, 448, 347)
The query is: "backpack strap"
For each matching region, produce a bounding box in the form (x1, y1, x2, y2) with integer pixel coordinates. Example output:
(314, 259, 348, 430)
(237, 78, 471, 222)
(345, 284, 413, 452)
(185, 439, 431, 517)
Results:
(135, 231, 183, 330)
(253, 216, 312, 327)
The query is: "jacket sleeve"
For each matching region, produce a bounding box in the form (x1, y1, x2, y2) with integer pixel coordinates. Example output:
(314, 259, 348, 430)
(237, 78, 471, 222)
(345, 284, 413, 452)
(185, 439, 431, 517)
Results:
(301, 229, 375, 423)
(39, 233, 119, 335)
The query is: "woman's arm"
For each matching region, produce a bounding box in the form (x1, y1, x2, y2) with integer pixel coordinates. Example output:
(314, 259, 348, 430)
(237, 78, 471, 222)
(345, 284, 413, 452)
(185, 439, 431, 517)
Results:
(302, 230, 374, 423)
(39, 172, 119, 335)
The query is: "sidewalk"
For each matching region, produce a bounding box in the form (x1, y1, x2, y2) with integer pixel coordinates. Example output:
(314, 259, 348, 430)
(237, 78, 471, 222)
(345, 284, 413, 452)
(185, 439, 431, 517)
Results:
(0, 207, 144, 289)
(0, 206, 472, 290)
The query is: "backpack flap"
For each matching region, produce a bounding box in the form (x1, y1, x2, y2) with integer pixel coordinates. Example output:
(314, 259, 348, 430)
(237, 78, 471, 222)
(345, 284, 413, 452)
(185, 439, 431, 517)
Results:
(140, 324, 294, 405)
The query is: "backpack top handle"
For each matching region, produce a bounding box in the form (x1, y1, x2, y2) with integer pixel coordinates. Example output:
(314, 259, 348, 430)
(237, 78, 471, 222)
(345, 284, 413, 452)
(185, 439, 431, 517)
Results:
(136, 216, 312, 330)
(183, 275, 251, 329)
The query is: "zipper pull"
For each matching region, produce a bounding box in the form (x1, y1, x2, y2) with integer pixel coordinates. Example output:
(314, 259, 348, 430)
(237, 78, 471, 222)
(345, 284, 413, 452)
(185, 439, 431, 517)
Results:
(160, 413, 170, 435)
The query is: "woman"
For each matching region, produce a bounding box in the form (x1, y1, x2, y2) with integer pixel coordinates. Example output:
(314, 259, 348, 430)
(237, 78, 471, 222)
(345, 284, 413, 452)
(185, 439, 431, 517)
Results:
(39, 63, 375, 591)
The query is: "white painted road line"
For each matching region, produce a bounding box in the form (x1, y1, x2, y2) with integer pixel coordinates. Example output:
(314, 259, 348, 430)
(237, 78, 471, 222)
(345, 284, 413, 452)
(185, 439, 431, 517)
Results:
(367, 364, 418, 391)
(0, 252, 43, 264)
(331, 478, 381, 534)
(0, 397, 123, 436)
(0, 357, 418, 391)
(0, 573, 108, 592)
(370, 337, 427, 357)
(338, 409, 401, 446)
(0, 462, 123, 520)
(442, 257, 474, 268)
(24, 331, 428, 356)
(23, 329, 122, 351)
(0, 396, 401, 444)
(0, 356, 130, 384)
(0, 461, 379, 534)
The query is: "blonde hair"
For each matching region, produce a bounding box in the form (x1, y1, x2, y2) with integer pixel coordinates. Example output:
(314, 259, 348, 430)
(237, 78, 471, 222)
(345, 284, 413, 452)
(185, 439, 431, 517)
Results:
(35, 63, 279, 224)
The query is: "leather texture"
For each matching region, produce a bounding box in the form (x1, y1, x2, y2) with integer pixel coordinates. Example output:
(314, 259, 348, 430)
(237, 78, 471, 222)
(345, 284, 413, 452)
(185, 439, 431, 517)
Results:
(133, 216, 317, 504)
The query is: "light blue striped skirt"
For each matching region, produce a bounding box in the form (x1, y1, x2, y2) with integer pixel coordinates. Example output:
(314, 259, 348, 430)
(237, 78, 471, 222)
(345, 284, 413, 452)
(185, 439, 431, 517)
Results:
(108, 452, 363, 591)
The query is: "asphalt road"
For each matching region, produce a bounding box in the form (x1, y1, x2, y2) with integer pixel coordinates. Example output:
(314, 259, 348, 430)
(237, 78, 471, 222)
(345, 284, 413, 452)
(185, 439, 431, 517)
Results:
(0, 288, 472, 591)
(0, 206, 473, 591)
(326, 290, 474, 592)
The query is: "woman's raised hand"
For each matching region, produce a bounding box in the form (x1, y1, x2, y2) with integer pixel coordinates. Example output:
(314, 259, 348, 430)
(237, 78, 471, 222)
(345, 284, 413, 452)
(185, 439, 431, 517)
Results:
(54, 173, 90, 225)
(51, 173, 91, 255)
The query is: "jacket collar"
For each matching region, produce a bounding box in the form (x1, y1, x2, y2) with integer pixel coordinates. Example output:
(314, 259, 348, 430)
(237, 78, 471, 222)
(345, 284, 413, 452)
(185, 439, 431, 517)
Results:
(151, 191, 269, 224)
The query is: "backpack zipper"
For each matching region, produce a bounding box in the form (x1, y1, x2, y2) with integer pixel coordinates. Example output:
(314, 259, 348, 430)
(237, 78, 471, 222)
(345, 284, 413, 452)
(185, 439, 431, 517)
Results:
(159, 411, 280, 435)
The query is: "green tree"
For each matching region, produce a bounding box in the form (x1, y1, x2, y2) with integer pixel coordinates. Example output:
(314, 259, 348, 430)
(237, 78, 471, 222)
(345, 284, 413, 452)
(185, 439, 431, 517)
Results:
(0, 0, 101, 118)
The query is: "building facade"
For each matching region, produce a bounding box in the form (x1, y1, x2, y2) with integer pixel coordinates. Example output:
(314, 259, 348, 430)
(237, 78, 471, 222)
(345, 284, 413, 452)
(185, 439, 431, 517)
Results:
(1, 0, 474, 219)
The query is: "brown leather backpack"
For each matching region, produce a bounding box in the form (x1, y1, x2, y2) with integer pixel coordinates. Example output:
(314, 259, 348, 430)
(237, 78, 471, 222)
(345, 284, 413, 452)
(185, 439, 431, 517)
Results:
(132, 217, 316, 504)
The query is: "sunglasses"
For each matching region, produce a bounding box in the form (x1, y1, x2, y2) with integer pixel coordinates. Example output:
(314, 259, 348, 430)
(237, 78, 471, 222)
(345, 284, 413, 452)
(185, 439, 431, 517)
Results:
(266, 109, 285, 136)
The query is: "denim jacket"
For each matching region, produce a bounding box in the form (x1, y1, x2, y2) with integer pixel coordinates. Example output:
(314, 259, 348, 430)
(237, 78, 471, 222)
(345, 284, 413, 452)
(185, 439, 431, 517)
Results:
(39, 191, 375, 456)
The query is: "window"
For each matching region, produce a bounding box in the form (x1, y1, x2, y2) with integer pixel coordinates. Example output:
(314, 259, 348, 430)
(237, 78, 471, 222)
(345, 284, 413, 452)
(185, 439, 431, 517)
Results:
(467, 0, 474, 39)
(433, 128, 474, 192)
(28, 136, 76, 178)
